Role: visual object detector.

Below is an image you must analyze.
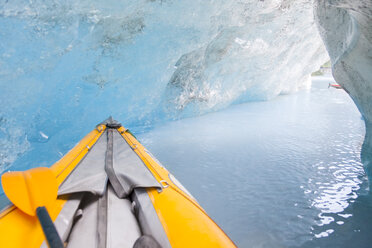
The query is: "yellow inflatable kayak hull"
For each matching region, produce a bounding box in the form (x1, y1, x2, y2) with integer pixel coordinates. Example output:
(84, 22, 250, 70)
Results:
(0, 119, 236, 248)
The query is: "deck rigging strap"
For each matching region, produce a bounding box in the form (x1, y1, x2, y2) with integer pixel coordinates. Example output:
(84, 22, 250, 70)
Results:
(97, 186, 108, 248)
(104, 128, 125, 197)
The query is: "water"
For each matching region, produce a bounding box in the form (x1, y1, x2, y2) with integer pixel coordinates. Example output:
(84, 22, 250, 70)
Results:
(137, 76, 371, 247)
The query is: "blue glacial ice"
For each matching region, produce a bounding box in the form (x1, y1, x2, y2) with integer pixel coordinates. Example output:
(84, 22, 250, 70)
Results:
(0, 0, 329, 172)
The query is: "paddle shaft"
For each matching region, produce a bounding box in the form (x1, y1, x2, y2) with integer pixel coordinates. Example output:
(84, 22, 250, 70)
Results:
(36, 207, 64, 248)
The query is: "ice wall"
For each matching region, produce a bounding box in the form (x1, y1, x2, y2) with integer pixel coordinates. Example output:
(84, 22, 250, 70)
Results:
(0, 0, 328, 172)
(163, 1, 329, 117)
(314, 0, 372, 179)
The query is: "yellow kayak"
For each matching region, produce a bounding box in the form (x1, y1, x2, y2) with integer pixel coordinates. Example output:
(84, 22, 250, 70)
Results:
(0, 117, 236, 248)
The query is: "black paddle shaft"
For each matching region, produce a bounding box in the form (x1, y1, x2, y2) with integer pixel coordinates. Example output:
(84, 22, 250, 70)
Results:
(36, 206, 64, 248)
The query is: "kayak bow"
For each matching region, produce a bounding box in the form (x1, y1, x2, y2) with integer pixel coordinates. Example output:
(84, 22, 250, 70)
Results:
(0, 117, 236, 248)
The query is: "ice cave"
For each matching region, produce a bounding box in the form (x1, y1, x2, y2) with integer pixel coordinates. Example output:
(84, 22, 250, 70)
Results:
(0, 0, 371, 247)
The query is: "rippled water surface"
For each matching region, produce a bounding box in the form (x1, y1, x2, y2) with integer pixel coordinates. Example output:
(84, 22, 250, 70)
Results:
(138, 77, 371, 247)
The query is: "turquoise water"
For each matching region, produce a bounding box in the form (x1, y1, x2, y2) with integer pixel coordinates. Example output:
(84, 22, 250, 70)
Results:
(137, 77, 371, 247)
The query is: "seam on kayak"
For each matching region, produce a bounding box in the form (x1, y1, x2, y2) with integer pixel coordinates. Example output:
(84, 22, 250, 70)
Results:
(56, 129, 104, 180)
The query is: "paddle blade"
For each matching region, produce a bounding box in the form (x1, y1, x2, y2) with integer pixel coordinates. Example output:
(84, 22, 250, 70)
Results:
(1, 167, 58, 216)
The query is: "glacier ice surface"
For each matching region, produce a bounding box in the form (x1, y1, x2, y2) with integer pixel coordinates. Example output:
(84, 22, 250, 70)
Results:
(0, 0, 329, 171)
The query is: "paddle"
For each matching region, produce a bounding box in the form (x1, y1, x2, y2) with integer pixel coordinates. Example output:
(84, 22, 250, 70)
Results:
(1, 167, 64, 248)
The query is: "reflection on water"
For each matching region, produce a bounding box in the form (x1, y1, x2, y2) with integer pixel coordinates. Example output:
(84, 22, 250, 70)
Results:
(138, 76, 372, 247)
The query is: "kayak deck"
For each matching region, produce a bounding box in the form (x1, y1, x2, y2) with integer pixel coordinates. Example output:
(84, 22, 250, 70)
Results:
(0, 118, 236, 248)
